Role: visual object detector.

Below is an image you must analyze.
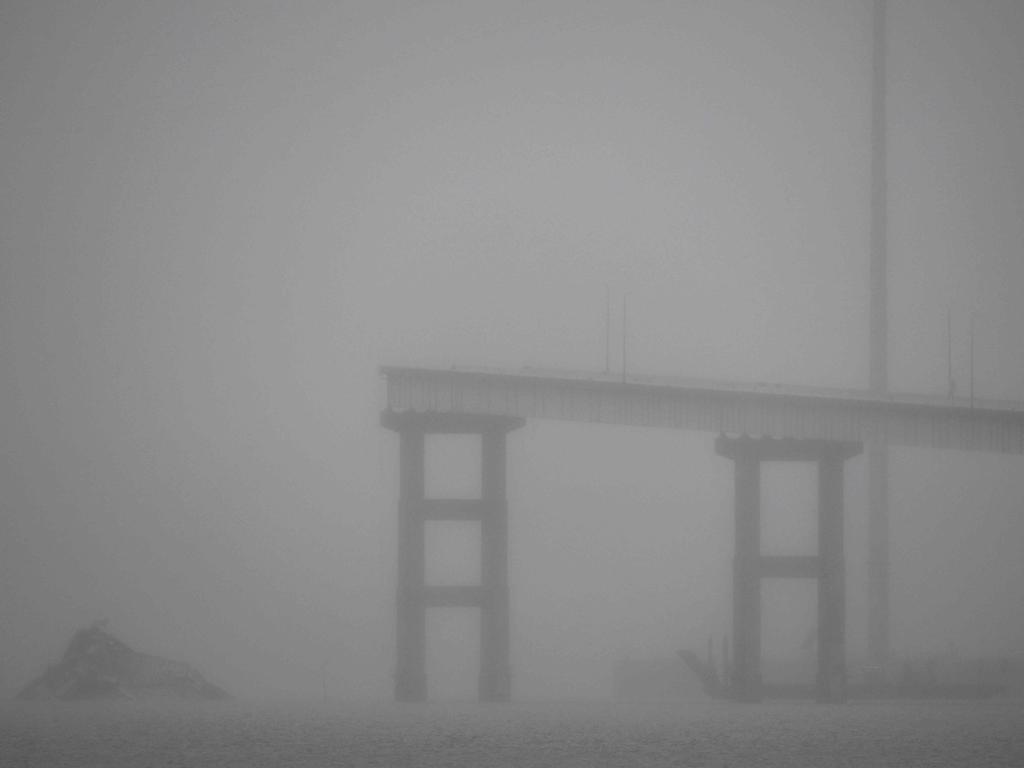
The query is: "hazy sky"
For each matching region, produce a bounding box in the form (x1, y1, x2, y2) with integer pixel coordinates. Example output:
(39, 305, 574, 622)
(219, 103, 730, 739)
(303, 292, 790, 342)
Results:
(2, 0, 1023, 699)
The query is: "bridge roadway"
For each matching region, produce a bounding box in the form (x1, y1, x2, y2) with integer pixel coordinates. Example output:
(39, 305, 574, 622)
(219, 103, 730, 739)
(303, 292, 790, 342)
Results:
(382, 365, 1024, 454)
(379, 364, 1024, 703)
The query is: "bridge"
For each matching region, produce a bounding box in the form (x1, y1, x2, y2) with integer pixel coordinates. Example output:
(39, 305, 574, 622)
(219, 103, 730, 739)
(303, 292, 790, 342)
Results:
(380, 364, 1024, 702)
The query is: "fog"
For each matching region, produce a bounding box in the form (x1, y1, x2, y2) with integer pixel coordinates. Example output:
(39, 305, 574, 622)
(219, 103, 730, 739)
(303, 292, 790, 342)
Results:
(2, 0, 1023, 701)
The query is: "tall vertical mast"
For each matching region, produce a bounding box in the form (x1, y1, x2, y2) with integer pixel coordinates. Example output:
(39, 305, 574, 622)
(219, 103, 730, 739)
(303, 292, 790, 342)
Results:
(605, 285, 612, 374)
(870, 0, 888, 393)
(867, 0, 891, 682)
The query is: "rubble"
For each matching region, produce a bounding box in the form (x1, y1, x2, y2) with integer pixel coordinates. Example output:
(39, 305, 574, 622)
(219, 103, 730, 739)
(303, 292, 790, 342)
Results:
(16, 621, 228, 701)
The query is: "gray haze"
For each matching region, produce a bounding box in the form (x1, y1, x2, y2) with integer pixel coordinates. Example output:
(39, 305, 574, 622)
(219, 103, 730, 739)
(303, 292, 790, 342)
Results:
(2, 0, 1023, 700)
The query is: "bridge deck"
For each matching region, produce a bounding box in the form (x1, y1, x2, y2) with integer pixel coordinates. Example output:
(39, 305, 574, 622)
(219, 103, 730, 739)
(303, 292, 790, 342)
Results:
(381, 365, 1024, 454)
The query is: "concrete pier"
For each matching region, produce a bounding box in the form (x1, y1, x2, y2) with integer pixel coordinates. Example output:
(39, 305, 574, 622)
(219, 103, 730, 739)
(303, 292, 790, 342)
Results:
(382, 411, 523, 702)
(817, 452, 847, 703)
(395, 425, 426, 701)
(716, 436, 861, 703)
(732, 445, 762, 701)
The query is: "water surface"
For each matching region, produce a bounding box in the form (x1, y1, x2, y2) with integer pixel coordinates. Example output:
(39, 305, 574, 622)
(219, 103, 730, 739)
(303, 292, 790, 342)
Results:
(4, 697, 1023, 767)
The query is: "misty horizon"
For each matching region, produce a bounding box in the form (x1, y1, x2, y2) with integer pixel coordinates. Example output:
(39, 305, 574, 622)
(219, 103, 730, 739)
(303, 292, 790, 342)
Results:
(2, 0, 1023, 713)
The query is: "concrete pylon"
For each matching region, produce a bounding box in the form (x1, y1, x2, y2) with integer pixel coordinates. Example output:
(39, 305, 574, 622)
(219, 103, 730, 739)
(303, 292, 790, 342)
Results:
(817, 454, 848, 703)
(732, 447, 762, 701)
(479, 428, 511, 701)
(716, 436, 861, 703)
(382, 411, 523, 702)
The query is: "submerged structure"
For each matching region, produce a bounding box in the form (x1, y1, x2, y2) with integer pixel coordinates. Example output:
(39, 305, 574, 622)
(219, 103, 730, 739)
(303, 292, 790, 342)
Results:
(678, 646, 1007, 701)
(16, 621, 228, 701)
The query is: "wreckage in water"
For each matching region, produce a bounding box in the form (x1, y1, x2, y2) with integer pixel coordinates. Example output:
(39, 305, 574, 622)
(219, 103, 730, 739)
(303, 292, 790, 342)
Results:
(678, 646, 1007, 701)
(16, 621, 228, 701)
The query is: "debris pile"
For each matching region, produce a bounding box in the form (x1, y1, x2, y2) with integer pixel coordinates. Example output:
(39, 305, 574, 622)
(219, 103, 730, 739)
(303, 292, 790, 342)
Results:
(16, 621, 228, 701)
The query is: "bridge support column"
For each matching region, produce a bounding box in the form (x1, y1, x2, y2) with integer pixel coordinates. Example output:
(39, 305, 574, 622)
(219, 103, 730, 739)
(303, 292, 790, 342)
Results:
(717, 436, 860, 704)
(817, 454, 847, 703)
(395, 427, 427, 702)
(866, 439, 890, 685)
(732, 447, 762, 701)
(382, 411, 523, 703)
(479, 428, 510, 701)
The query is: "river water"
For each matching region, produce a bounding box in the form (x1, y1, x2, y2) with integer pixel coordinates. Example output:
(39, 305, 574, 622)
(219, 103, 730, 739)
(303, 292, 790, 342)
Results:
(4, 697, 1024, 767)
